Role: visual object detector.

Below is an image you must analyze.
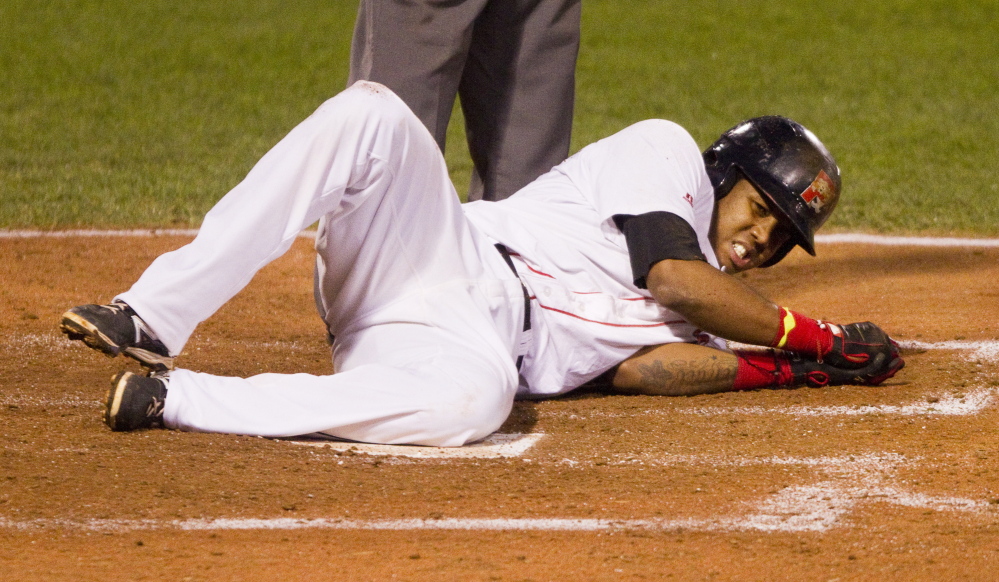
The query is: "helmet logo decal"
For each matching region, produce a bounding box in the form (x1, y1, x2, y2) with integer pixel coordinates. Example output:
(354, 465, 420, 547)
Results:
(800, 170, 835, 213)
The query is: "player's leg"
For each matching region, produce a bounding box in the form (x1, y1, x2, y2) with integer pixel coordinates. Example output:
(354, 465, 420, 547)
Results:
(95, 74, 527, 445)
(108, 156, 528, 445)
(66, 82, 438, 361)
(459, 0, 581, 201)
(347, 0, 488, 151)
(113, 299, 521, 447)
(310, 127, 523, 341)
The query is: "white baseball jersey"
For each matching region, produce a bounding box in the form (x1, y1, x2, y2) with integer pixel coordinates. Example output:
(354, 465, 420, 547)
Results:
(117, 82, 725, 446)
(464, 120, 725, 397)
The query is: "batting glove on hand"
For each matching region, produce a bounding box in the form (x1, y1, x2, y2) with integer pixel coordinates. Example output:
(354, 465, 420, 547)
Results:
(791, 339, 905, 388)
(823, 321, 898, 370)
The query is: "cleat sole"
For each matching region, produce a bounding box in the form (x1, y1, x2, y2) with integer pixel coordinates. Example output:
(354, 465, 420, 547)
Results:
(124, 347, 175, 373)
(60, 310, 174, 371)
(60, 312, 121, 357)
(105, 372, 128, 431)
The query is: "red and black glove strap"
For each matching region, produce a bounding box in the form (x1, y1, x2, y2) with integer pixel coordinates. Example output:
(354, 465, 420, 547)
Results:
(733, 349, 794, 391)
(770, 307, 836, 361)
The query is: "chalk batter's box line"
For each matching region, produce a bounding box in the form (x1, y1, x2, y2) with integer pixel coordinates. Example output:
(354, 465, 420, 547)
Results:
(1, 451, 990, 534)
(286, 432, 545, 459)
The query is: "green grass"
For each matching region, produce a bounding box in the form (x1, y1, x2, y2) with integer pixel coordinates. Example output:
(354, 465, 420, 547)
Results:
(2, 0, 998, 235)
(573, 0, 999, 236)
(0, 0, 355, 227)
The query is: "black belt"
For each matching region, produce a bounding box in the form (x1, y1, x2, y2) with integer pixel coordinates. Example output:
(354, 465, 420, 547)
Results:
(495, 244, 532, 370)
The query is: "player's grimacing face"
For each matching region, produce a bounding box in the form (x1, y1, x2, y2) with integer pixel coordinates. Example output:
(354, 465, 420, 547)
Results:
(710, 179, 791, 273)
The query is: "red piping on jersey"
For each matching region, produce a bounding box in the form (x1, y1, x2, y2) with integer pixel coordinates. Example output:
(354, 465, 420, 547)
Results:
(523, 263, 556, 279)
(506, 252, 556, 279)
(508, 253, 652, 301)
(530, 297, 688, 328)
(509, 252, 666, 319)
(570, 291, 655, 302)
(568, 290, 651, 301)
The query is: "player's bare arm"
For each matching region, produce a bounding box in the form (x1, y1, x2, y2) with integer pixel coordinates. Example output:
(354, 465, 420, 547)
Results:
(637, 211, 905, 394)
(646, 259, 779, 347)
(646, 249, 905, 388)
(608, 334, 905, 396)
(645, 179, 785, 346)
(621, 119, 906, 395)
(610, 343, 738, 396)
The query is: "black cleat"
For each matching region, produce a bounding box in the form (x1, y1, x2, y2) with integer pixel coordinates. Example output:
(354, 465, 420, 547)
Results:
(105, 370, 169, 431)
(60, 300, 174, 374)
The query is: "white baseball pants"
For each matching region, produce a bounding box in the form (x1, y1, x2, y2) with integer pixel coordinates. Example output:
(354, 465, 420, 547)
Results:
(118, 82, 525, 446)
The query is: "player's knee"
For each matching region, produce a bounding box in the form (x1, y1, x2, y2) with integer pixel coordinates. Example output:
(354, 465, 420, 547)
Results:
(348, 80, 394, 99)
(330, 81, 411, 123)
(416, 382, 515, 447)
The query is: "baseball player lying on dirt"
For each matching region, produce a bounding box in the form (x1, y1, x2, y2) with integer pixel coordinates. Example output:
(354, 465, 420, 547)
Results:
(61, 81, 903, 446)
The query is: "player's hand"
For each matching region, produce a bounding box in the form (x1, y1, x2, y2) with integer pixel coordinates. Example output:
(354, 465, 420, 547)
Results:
(791, 340, 905, 388)
(823, 321, 898, 370)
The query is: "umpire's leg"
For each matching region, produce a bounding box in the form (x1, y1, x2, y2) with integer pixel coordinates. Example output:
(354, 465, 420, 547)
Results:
(347, 0, 488, 152)
(460, 0, 581, 201)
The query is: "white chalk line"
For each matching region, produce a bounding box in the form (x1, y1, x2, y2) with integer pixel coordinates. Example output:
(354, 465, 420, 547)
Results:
(288, 433, 544, 459)
(2, 394, 101, 409)
(552, 386, 995, 421)
(0, 516, 699, 533)
(16, 336, 999, 360)
(681, 387, 995, 418)
(3, 229, 999, 246)
(814, 233, 999, 247)
(900, 339, 999, 362)
(727, 453, 994, 532)
(626, 453, 989, 531)
(1, 229, 199, 238)
(0, 229, 317, 239)
(0, 454, 990, 534)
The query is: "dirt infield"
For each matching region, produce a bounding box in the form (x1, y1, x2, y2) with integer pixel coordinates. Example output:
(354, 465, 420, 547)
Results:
(2, 234, 998, 581)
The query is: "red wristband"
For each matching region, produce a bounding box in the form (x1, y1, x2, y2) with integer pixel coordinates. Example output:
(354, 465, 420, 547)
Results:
(771, 307, 835, 360)
(733, 349, 794, 391)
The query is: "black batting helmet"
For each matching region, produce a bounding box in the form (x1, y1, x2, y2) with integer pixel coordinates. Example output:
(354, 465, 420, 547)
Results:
(703, 116, 841, 267)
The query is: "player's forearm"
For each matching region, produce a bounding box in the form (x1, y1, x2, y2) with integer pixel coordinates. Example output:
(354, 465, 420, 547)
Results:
(646, 259, 779, 346)
(611, 343, 738, 396)
(610, 340, 905, 397)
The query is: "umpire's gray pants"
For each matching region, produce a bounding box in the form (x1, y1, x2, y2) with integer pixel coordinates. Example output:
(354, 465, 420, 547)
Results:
(348, 0, 581, 202)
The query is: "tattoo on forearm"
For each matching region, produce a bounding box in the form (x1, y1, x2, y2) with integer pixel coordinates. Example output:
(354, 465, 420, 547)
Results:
(636, 355, 737, 395)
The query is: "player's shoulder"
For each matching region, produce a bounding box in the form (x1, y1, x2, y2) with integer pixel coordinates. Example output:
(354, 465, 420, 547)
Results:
(566, 119, 705, 181)
(611, 120, 704, 173)
(622, 119, 699, 150)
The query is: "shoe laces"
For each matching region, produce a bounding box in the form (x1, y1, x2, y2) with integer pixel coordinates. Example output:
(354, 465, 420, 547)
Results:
(145, 395, 165, 419)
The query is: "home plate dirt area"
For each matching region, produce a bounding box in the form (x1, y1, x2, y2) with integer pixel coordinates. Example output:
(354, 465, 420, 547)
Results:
(2, 234, 999, 581)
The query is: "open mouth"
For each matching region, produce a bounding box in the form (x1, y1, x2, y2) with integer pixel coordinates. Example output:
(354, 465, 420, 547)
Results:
(731, 241, 752, 269)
